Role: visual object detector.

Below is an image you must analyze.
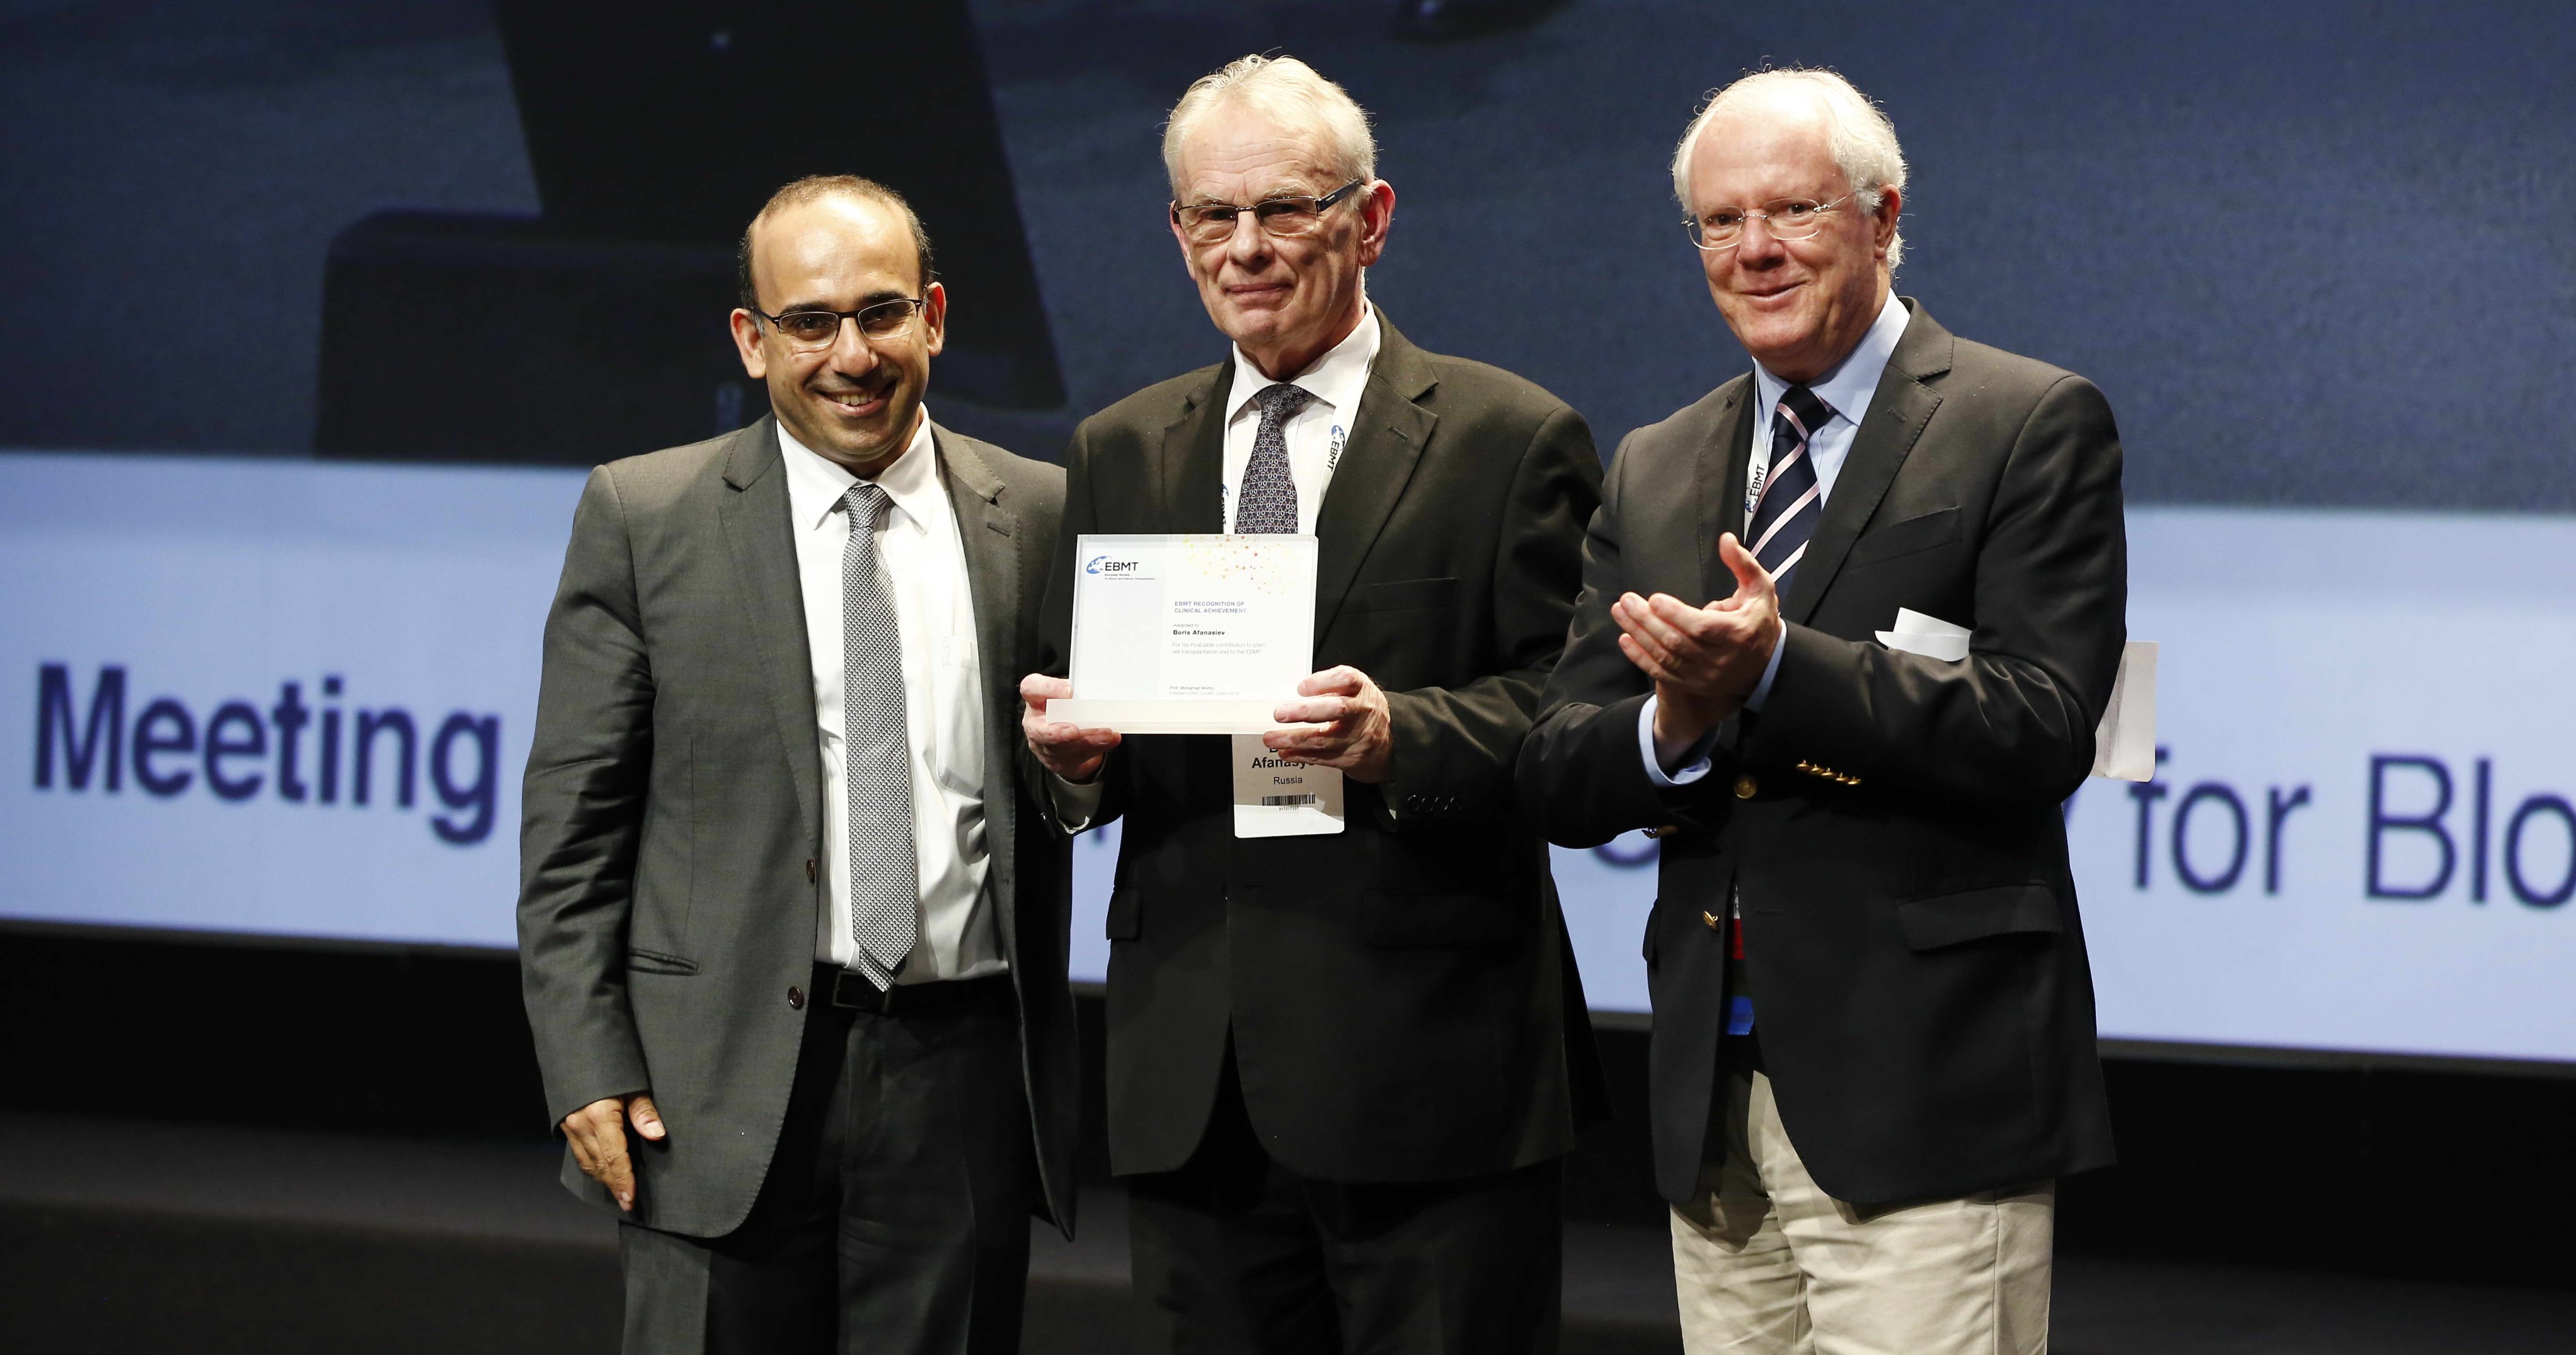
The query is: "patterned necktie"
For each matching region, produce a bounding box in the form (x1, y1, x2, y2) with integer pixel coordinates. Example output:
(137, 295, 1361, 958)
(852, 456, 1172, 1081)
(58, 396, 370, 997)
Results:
(1746, 386, 1833, 593)
(1729, 386, 1831, 1041)
(1232, 382, 1313, 534)
(841, 481, 916, 988)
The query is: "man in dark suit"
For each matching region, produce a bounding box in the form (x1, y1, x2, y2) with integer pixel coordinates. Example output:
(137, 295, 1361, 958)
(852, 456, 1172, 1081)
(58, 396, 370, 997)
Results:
(519, 176, 1073, 1354)
(1018, 55, 1604, 1355)
(1518, 70, 2125, 1353)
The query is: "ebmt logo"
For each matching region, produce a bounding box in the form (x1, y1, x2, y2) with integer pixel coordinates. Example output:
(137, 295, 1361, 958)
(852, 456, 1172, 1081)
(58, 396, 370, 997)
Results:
(1086, 556, 1141, 576)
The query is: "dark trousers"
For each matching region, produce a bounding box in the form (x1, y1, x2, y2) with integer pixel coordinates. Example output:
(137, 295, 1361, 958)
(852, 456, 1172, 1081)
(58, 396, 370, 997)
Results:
(618, 970, 1033, 1355)
(1125, 1046, 1563, 1355)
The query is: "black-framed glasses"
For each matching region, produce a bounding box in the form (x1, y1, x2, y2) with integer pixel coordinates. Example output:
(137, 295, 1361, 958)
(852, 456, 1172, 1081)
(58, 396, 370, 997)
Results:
(1171, 180, 1367, 244)
(1686, 193, 1856, 251)
(750, 297, 926, 349)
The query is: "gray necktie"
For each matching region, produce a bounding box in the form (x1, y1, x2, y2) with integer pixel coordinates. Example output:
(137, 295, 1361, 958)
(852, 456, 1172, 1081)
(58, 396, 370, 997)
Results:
(1232, 383, 1313, 533)
(841, 481, 916, 987)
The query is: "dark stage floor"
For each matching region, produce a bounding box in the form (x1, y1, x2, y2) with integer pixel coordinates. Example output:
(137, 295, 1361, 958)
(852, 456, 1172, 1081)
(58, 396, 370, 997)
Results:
(3, 1111, 2567, 1353)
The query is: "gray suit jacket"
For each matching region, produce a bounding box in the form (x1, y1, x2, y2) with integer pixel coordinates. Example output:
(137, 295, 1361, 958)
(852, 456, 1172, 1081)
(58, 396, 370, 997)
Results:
(518, 415, 1076, 1238)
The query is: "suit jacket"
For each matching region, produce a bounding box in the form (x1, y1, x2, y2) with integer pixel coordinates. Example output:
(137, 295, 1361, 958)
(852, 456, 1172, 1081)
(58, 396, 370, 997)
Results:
(1518, 301, 2124, 1208)
(1042, 314, 1609, 1182)
(518, 415, 1076, 1238)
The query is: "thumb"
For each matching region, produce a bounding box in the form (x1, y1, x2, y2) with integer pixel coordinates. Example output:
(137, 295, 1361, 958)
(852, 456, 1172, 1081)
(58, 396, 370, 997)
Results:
(1718, 532, 1773, 601)
(629, 1093, 666, 1141)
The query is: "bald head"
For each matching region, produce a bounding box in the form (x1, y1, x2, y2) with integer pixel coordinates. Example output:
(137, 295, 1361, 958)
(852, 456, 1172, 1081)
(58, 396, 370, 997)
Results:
(737, 175, 934, 314)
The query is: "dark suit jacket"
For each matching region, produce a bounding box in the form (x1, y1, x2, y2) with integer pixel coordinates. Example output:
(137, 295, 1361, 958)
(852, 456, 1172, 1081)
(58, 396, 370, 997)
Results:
(1518, 301, 2124, 1208)
(1041, 314, 1608, 1182)
(518, 416, 1078, 1238)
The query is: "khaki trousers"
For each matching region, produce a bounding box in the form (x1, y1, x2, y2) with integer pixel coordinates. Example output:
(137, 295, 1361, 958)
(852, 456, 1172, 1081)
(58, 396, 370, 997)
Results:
(1669, 1063, 2053, 1355)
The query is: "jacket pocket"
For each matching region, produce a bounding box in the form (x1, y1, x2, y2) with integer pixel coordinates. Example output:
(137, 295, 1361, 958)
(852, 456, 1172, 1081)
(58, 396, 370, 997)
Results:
(1364, 890, 1529, 948)
(625, 947, 700, 975)
(1844, 505, 1961, 570)
(1895, 883, 2062, 950)
(1105, 886, 1142, 941)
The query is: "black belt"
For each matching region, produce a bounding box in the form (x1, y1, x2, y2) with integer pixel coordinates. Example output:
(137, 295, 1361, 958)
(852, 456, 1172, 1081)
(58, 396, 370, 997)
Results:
(816, 964, 1011, 1015)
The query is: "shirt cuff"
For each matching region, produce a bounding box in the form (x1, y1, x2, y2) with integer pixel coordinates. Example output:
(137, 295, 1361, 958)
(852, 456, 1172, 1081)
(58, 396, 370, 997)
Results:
(1049, 772, 1105, 832)
(1639, 695, 1718, 787)
(1743, 621, 1788, 712)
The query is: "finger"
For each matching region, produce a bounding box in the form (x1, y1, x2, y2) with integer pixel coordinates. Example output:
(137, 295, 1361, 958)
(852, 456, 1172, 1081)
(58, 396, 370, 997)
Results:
(599, 1136, 634, 1211)
(1272, 697, 1350, 726)
(1297, 666, 1365, 698)
(564, 1121, 598, 1175)
(1614, 616, 1679, 674)
(1618, 632, 1686, 685)
(629, 1094, 665, 1142)
(1622, 595, 1702, 658)
(1018, 673, 1072, 711)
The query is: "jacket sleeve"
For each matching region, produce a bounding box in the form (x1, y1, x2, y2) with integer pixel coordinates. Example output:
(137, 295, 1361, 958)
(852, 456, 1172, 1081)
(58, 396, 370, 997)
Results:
(1516, 426, 1744, 847)
(1746, 374, 2128, 808)
(1033, 418, 1130, 833)
(1376, 403, 1602, 827)
(517, 466, 655, 1129)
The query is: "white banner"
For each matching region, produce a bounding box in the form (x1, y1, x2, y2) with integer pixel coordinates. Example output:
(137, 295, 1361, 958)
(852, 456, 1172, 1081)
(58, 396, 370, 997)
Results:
(8, 452, 2573, 1063)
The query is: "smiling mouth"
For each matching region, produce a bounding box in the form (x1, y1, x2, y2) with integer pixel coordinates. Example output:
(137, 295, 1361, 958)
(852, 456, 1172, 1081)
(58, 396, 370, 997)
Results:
(816, 387, 889, 416)
(1741, 280, 1806, 302)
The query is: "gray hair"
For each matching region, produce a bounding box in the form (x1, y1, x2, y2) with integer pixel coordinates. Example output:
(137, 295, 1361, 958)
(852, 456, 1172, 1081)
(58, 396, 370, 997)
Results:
(1672, 68, 1908, 270)
(1163, 54, 1377, 197)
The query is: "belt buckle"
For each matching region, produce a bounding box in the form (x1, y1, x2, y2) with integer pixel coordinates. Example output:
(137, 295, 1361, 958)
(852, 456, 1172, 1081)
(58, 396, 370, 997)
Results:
(830, 967, 881, 1011)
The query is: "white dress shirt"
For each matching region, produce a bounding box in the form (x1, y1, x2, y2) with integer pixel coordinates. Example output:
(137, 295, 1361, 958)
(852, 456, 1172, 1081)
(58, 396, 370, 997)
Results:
(1218, 300, 1381, 533)
(1052, 302, 1384, 828)
(1643, 290, 1911, 785)
(781, 411, 1004, 981)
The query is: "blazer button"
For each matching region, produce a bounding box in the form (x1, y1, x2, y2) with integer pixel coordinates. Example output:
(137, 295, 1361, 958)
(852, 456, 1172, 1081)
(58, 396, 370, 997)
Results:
(805, 857, 817, 884)
(786, 985, 805, 1010)
(1734, 774, 1759, 799)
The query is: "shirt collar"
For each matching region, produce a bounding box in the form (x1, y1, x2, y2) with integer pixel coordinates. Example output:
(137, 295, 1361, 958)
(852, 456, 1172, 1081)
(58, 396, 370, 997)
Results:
(1753, 290, 1910, 428)
(1225, 300, 1382, 425)
(779, 406, 940, 534)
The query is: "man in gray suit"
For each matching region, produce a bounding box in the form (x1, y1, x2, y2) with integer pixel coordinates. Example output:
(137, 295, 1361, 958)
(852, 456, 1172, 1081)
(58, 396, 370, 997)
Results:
(519, 175, 1074, 1354)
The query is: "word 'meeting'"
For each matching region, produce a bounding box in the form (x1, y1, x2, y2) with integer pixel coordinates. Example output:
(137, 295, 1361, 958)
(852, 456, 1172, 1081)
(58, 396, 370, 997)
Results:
(33, 663, 501, 845)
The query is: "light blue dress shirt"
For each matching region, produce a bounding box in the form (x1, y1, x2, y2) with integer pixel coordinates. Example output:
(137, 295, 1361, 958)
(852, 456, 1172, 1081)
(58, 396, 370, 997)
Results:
(1640, 291, 1912, 786)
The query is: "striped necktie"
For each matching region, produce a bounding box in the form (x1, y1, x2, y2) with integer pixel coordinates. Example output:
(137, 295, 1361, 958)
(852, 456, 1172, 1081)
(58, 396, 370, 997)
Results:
(1747, 386, 1832, 592)
(1233, 383, 1313, 534)
(1728, 385, 1832, 1041)
(841, 481, 916, 988)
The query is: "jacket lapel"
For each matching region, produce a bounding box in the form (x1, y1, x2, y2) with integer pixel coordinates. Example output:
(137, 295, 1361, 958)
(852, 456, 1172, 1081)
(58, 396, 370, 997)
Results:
(1158, 367, 1229, 534)
(716, 416, 822, 842)
(1310, 317, 1435, 641)
(1778, 300, 1953, 626)
(934, 423, 1022, 947)
(1699, 379, 1757, 605)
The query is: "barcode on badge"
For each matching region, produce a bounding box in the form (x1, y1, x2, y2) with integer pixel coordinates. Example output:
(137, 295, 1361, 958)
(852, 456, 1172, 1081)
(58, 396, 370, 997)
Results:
(1259, 794, 1318, 807)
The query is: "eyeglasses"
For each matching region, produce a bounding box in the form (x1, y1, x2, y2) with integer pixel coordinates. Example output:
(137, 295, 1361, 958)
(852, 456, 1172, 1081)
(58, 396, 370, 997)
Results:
(750, 297, 927, 350)
(1171, 180, 1367, 245)
(1686, 193, 1855, 251)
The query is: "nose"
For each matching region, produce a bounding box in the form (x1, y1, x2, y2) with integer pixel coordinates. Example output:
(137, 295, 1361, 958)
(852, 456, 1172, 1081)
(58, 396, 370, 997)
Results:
(1734, 214, 1789, 268)
(824, 316, 882, 374)
(1221, 212, 1274, 270)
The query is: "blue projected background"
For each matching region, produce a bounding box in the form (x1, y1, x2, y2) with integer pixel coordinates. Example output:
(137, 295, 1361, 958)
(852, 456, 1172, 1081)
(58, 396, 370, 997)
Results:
(3, 1, 2572, 1065)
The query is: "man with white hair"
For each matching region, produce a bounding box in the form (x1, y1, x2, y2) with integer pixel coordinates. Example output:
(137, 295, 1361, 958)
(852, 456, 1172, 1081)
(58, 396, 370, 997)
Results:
(1021, 54, 1606, 1354)
(1519, 68, 2126, 1352)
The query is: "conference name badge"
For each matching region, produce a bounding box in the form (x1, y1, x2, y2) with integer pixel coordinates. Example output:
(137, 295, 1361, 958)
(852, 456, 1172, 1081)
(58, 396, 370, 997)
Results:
(1231, 735, 1345, 838)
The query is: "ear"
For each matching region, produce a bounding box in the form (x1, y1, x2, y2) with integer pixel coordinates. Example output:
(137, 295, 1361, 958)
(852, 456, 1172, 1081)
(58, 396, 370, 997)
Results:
(1869, 184, 1903, 258)
(1355, 180, 1396, 268)
(729, 308, 768, 380)
(920, 281, 948, 358)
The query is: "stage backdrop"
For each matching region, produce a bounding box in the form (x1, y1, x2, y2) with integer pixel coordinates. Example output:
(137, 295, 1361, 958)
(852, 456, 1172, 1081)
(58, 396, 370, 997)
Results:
(6, 450, 2572, 1065)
